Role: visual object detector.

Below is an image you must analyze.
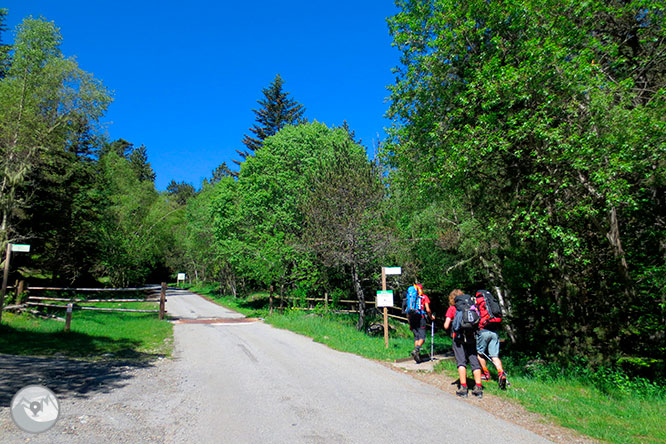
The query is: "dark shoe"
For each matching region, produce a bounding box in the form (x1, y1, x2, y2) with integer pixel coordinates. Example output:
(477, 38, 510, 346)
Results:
(411, 349, 421, 363)
(456, 386, 468, 397)
(472, 385, 483, 398)
(498, 373, 508, 390)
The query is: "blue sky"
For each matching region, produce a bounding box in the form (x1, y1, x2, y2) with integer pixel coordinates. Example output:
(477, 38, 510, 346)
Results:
(3, 1, 401, 190)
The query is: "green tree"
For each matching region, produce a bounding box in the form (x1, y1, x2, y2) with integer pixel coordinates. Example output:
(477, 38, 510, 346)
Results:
(215, 123, 358, 300)
(0, 8, 9, 79)
(129, 145, 155, 183)
(99, 138, 132, 159)
(236, 74, 306, 165)
(21, 122, 106, 284)
(0, 17, 111, 249)
(97, 152, 172, 286)
(210, 162, 234, 184)
(300, 141, 387, 329)
(166, 180, 197, 206)
(385, 0, 665, 364)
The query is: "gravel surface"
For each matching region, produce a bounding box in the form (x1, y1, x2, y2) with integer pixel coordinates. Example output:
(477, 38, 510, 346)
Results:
(0, 290, 590, 444)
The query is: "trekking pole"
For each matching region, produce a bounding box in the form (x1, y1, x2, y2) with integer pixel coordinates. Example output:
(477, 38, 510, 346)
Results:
(430, 315, 435, 361)
(479, 350, 496, 369)
(479, 350, 511, 387)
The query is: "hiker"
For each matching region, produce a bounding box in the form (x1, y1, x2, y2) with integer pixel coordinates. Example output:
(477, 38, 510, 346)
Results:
(475, 289, 509, 389)
(443, 289, 483, 398)
(405, 284, 434, 363)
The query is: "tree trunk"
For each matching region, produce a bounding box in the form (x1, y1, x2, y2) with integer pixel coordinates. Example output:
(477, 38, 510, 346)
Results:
(494, 286, 517, 344)
(480, 255, 517, 344)
(351, 263, 366, 330)
(607, 206, 635, 298)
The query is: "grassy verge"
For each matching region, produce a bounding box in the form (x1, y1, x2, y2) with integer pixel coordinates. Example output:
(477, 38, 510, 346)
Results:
(0, 301, 172, 360)
(434, 358, 665, 444)
(189, 284, 665, 444)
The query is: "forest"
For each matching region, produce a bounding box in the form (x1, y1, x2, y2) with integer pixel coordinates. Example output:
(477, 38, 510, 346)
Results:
(0, 1, 664, 378)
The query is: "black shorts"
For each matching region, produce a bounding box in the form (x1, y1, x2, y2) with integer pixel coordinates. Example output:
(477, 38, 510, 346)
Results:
(452, 335, 481, 371)
(409, 313, 426, 341)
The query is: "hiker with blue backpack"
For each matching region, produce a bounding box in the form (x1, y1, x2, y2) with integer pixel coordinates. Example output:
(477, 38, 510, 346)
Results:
(475, 290, 509, 390)
(443, 289, 484, 398)
(402, 283, 434, 363)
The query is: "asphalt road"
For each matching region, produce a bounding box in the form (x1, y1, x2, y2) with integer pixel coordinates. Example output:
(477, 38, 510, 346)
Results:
(0, 289, 553, 444)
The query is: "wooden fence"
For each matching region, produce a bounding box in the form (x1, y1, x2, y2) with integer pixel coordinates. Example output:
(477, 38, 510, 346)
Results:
(3, 282, 168, 330)
(270, 294, 411, 323)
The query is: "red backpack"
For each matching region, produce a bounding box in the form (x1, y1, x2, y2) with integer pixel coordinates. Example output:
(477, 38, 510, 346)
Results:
(476, 289, 502, 330)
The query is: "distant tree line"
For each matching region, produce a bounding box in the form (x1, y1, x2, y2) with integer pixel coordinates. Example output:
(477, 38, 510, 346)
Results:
(1, 2, 664, 376)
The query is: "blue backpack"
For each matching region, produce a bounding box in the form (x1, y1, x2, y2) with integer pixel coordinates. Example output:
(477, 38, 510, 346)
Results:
(402, 285, 424, 315)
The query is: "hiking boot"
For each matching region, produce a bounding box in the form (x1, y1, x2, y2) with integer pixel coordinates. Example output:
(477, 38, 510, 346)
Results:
(481, 370, 491, 381)
(410, 349, 421, 363)
(472, 385, 483, 398)
(498, 373, 508, 390)
(456, 386, 468, 398)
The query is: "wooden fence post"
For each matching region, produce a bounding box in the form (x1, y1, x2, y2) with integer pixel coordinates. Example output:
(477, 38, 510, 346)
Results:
(324, 291, 329, 312)
(159, 282, 166, 320)
(0, 243, 11, 324)
(15, 280, 25, 304)
(64, 303, 73, 332)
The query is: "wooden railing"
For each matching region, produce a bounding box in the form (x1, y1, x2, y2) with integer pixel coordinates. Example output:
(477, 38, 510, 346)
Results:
(3, 282, 168, 330)
(270, 294, 412, 323)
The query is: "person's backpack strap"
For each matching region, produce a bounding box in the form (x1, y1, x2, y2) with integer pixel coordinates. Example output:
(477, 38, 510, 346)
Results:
(414, 284, 425, 315)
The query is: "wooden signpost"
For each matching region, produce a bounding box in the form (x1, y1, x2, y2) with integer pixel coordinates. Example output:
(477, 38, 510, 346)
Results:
(380, 266, 402, 348)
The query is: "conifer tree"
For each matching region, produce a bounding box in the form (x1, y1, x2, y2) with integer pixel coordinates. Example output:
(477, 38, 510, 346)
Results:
(129, 145, 156, 183)
(0, 9, 9, 79)
(235, 74, 306, 167)
(211, 162, 234, 183)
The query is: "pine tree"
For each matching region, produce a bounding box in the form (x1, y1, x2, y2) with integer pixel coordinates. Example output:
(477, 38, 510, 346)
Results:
(235, 74, 306, 166)
(0, 9, 9, 79)
(98, 138, 133, 159)
(166, 180, 196, 205)
(129, 145, 156, 183)
(211, 162, 234, 183)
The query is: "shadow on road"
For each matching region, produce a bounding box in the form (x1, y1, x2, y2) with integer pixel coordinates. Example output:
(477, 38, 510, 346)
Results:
(0, 353, 156, 407)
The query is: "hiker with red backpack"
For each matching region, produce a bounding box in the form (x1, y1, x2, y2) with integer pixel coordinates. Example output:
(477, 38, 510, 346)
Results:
(443, 289, 484, 398)
(402, 283, 434, 363)
(475, 289, 509, 390)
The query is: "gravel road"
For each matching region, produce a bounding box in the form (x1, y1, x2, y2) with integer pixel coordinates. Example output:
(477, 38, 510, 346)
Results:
(0, 289, 555, 444)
